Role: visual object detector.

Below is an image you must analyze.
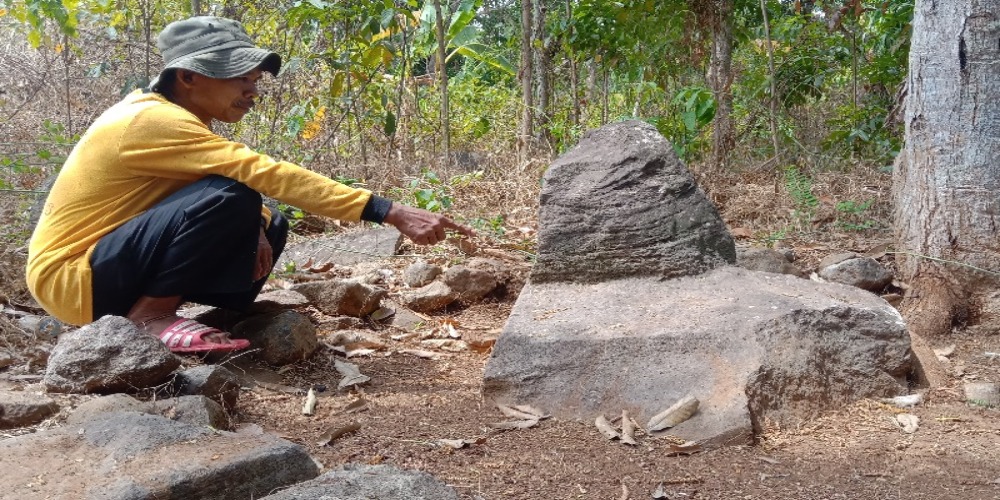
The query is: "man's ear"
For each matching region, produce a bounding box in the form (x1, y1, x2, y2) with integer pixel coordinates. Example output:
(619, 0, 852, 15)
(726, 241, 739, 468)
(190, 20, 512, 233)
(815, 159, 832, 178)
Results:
(177, 69, 198, 87)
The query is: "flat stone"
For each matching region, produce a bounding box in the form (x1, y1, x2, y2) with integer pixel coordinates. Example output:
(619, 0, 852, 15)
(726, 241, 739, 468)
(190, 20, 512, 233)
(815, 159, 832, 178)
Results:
(279, 227, 403, 269)
(67, 394, 148, 425)
(0, 390, 58, 429)
(260, 464, 459, 500)
(737, 247, 807, 278)
(399, 281, 458, 313)
(250, 290, 310, 314)
(149, 396, 228, 429)
(172, 365, 242, 411)
(44, 316, 181, 394)
(0, 412, 319, 499)
(402, 261, 443, 288)
(483, 266, 911, 447)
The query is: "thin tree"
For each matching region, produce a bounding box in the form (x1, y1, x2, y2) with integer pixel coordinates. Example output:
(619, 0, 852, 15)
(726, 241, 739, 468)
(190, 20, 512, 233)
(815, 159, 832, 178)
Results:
(432, 0, 450, 162)
(893, 0, 1000, 337)
(519, 0, 534, 160)
(759, 0, 780, 163)
(707, 0, 735, 170)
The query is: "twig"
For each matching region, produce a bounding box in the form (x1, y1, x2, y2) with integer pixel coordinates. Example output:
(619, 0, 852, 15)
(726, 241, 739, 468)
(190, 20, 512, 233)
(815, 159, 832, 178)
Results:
(887, 251, 1000, 278)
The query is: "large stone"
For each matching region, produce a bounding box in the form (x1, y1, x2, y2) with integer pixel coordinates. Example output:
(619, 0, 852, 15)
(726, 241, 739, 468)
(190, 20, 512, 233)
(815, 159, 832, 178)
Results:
(279, 227, 403, 269)
(0, 390, 58, 429)
(483, 267, 911, 446)
(68, 394, 228, 429)
(233, 311, 319, 366)
(531, 120, 736, 283)
(44, 316, 181, 394)
(0, 412, 319, 499)
(67, 393, 148, 425)
(292, 279, 386, 317)
(819, 255, 893, 292)
(261, 464, 460, 500)
(399, 281, 459, 313)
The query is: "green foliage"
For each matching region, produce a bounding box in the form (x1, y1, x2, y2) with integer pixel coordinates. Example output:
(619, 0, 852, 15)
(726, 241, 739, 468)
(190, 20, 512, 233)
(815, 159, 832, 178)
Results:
(649, 86, 715, 162)
(783, 165, 818, 226)
(3, 0, 79, 46)
(835, 199, 877, 231)
(469, 214, 505, 238)
(393, 169, 482, 213)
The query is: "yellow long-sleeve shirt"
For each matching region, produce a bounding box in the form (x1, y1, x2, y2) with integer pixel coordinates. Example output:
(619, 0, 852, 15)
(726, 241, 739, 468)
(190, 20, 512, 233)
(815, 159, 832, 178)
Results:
(28, 90, 374, 325)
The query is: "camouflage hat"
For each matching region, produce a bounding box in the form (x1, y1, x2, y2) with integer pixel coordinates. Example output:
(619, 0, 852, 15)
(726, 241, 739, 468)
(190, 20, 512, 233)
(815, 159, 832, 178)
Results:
(149, 16, 281, 91)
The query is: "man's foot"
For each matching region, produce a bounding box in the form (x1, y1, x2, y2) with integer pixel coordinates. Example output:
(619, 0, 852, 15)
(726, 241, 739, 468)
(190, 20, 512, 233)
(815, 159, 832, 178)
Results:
(148, 317, 250, 354)
(133, 314, 234, 345)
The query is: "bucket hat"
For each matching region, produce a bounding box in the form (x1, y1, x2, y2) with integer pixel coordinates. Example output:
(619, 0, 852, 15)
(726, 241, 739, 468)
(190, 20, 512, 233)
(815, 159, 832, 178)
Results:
(149, 16, 281, 91)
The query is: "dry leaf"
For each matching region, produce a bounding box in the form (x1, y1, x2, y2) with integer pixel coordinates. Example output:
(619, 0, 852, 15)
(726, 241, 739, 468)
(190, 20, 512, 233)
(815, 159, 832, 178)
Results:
(301, 388, 317, 416)
(421, 338, 468, 352)
(449, 236, 478, 255)
(339, 397, 369, 414)
(864, 241, 893, 259)
(512, 405, 551, 420)
(334, 360, 370, 390)
(664, 441, 703, 456)
(896, 413, 919, 434)
(400, 349, 441, 360)
(647, 396, 700, 431)
(595, 415, 620, 440)
(308, 262, 336, 273)
(497, 404, 541, 421)
(652, 483, 668, 499)
(316, 422, 362, 446)
(620, 410, 637, 446)
(489, 419, 539, 430)
(345, 348, 377, 358)
(436, 437, 486, 449)
(301, 257, 314, 269)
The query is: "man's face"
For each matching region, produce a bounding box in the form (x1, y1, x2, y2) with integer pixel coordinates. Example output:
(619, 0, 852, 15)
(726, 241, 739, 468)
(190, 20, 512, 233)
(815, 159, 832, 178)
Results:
(181, 68, 263, 125)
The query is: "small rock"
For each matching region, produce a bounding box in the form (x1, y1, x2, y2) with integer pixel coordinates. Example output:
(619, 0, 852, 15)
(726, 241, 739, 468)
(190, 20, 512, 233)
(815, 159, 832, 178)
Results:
(399, 281, 459, 313)
(466, 257, 526, 301)
(250, 290, 310, 313)
(403, 261, 443, 288)
(964, 383, 1000, 408)
(173, 365, 242, 411)
(233, 311, 318, 366)
(44, 316, 181, 394)
(0, 352, 15, 370)
(0, 390, 59, 429)
(385, 304, 427, 331)
(150, 395, 228, 429)
(818, 256, 893, 292)
(441, 265, 498, 303)
(292, 279, 387, 317)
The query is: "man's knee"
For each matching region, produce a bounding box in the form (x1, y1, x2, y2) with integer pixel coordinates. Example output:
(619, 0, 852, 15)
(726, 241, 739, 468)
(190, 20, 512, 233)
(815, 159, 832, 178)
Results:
(194, 175, 262, 219)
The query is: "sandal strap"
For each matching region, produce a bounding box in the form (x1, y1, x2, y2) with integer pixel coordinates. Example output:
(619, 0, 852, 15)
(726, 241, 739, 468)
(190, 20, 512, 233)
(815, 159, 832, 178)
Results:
(159, 319, 221, 348)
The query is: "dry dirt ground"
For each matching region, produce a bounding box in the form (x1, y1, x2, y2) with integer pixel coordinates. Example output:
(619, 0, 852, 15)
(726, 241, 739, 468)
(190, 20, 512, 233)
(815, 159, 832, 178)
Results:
(5, 244, 1000, 500)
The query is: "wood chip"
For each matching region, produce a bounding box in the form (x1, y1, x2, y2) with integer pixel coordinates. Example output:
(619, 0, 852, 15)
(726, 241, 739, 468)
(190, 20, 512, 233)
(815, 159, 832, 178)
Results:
(497, 404, 541, 421)
(301, 388, 317, 416)
(664, 441, 703, 456)
(620, 410, 637, 445)
(647, 395, 699, 431)
(316, 422, 362, 446)
(436, 437, 486, 449)
(489, 418, 539, 430)
(512, 405, 550, 420)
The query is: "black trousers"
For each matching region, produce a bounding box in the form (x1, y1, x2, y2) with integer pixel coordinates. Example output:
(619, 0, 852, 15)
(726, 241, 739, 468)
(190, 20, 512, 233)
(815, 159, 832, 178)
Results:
(90, 175, 288, 319)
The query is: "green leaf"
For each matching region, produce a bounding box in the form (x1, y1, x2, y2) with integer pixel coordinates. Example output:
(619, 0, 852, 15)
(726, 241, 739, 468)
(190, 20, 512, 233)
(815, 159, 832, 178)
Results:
(384, 110, 397, 136)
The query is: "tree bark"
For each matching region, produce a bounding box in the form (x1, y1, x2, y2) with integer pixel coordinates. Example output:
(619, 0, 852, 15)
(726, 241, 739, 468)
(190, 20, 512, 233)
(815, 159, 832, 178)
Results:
(518, 0, 535, 160)
(533, 0, 553, 153)
(760, 0, 781, 163)
(708, 0, 735, 170)
(893, 0, 1000, 337)
(433, 0, 450, 162)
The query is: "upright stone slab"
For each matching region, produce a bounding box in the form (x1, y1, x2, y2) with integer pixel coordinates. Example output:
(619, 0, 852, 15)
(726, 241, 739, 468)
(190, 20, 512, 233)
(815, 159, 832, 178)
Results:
(483, 122, 913, 446)
(532, 120, 736, 283)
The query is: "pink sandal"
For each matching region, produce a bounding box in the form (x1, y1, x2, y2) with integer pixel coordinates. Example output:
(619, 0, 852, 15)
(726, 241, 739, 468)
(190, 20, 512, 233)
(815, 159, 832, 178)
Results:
(158, 319, 250, 353)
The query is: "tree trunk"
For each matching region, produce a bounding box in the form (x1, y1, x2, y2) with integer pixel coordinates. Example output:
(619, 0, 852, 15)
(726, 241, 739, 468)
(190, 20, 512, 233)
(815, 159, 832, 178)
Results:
(518, 0, 534, 160)
(533, 0, 553, 153)
(433, 0, 450, 162)
(760, 0, 781, 163)
(566, 0, 579, 129)
(893, 0, 1000, 337)
(708, 0, 735, 170)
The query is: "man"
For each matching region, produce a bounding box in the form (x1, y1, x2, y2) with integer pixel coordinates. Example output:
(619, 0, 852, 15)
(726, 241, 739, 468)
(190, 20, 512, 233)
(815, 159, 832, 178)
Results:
(27, 16, 473, 353)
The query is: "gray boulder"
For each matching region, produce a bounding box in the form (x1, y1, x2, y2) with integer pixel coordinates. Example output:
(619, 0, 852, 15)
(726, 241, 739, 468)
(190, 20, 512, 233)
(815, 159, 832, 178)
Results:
(0, 390, 58, 429)
(483, 267, 911, 446)
(737, 247, 807, 278)
(233, 311, 318, 366)
(531, 120, 736, 283)
(261, 464, 459, 500)
(67, 393, 148, 425)
(250, 289, 311, 313)
(68, 394, 228, 429)
(0, 412, 319, 499)
(44, 316, 181, 394)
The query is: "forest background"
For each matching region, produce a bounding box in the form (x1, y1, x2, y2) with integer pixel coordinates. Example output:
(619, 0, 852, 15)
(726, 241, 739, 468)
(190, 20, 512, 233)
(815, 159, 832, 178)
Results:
(0, 0, 912, 295)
